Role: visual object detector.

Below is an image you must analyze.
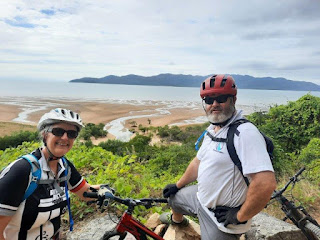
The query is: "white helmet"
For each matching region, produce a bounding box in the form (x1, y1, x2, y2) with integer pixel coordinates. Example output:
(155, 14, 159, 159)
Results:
(37, 108, 84, 131)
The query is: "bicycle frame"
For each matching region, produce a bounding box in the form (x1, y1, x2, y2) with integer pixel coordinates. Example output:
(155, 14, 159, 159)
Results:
(270, 167, 320, 239)
(83, 188, 167, 240)
(115, 210, 164, 240)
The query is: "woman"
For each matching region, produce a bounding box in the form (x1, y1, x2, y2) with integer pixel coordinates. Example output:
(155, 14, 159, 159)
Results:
(0, 108, 100, 240)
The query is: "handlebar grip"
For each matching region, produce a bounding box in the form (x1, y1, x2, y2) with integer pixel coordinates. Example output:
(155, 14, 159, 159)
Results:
(83, 192, 98, 198)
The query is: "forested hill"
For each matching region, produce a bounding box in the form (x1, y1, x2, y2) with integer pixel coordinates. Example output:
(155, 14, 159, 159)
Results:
(69, 74, 320, 91)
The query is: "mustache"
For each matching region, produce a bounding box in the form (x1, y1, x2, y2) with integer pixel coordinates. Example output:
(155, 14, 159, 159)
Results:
(208, 107, 222, 114)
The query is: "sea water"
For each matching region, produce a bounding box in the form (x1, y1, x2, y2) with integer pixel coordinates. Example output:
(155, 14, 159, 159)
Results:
(1, 79, 319, 140)
(0, 79, 317, 106)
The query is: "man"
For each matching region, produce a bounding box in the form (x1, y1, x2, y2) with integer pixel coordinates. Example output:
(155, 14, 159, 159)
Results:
(160, 74, 276, 240)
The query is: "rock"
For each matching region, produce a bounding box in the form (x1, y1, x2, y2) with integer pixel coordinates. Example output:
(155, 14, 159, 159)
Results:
(154, 224, 167, 235)
(66, 214, 117, 240)
(145, 213, 161, 229)
(66, 212, 307, 240)
(246, 212, 307, 240)
(163, 218, 201, 240)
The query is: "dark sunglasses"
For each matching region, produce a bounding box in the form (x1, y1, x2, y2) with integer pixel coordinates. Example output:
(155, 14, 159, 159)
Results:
(203, 95, 233, 105)
(48, 128, 78, 139)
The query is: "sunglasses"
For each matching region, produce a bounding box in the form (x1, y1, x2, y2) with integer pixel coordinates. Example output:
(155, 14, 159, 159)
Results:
(48, 128, 78, 139)
(203, 95, 233, 105)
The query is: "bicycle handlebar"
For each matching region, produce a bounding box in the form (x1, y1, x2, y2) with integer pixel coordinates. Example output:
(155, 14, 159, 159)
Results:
(294, 167, 305, 178)
(83, 190, 167, 209)
(271, 167, 306, 199)
(83, 192, 98, 198)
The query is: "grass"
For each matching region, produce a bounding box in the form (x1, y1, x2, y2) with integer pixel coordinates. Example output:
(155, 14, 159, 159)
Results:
(0, 122, 36, 137)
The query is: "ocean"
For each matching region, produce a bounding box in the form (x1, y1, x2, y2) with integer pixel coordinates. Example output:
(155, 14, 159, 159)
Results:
(0, 79, 318, 107)
(1, 79, 319, 141)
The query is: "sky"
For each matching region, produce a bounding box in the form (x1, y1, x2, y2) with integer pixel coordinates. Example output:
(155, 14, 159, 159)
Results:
(1, 0, 320, 84)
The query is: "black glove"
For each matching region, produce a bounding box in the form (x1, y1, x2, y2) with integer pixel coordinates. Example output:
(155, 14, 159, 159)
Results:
(163, 184, 180, 198)
(213, 206, 247, 227)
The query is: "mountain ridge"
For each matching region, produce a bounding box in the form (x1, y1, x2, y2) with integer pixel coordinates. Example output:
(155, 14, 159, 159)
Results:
(69, 73, 320, 91)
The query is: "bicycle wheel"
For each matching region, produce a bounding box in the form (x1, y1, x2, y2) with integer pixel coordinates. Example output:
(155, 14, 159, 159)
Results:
(102, 229, 128, 240)
(303, 221, 320, 240)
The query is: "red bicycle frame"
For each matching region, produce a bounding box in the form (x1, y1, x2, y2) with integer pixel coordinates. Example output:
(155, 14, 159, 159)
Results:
(83, 187, 168, 240)
(115, 211, 164, 240)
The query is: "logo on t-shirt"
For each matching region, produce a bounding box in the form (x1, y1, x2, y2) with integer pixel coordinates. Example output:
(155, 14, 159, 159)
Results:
(216, 142, 223, 152)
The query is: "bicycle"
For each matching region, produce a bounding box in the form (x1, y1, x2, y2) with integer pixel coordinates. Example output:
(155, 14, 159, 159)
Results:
(269, 167, 320, 240)
(83, 185, 168, 240)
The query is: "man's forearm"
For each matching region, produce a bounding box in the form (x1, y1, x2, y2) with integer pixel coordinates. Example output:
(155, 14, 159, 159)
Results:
(176, 157, 200, 188)
(237, 171, 276, 222)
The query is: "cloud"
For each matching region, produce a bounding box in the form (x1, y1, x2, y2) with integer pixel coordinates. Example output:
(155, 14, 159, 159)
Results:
(0, 0, 320, 84)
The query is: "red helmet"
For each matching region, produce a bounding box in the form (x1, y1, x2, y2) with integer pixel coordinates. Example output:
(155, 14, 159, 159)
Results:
(200, 74, 237, 98)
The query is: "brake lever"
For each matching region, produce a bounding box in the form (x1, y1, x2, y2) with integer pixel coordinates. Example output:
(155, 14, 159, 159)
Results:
(90, 186, 98, 192)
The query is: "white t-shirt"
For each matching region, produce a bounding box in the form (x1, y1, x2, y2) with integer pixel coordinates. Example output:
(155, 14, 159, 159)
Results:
(196, 110, 274, 234)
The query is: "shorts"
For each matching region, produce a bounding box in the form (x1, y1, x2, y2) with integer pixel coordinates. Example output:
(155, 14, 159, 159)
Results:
(168, 184, 241, 240)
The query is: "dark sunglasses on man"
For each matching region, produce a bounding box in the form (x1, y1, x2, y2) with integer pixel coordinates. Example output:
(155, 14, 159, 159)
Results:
(48, 128, 79, 139)
(203, 94, 233, 105)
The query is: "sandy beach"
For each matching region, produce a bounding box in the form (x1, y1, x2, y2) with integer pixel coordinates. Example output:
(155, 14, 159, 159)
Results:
(0, 96, 262, 141)
(0, 97, 205, 139)
(0, 101, 203, 126)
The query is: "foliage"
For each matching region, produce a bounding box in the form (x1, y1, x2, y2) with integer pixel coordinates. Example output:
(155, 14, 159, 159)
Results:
(98, 139, 127, 156)
(148, 144, 194, 176)
(1, 94, 320, 225)
(297, 138, 320, 183)
(249, 94, 320, 153)
(65, 143, 167, 220)
(157, 125, 170, 138)
(247, 94, 320, 173)
(79, 123, 107, 140)
(0, 142, 41, 169)
(0, 131, 39, 150)
(157, 124, 208, 143)
(99, 134, 153, 161)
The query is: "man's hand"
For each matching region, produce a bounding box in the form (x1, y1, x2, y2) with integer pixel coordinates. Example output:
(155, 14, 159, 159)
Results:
(214, 206, 247, 227)
(163, 184, 180, 198)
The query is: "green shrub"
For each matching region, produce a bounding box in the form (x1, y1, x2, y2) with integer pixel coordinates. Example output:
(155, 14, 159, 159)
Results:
(79, 123, 107, 140)
(0, 131, 39, 150)
(98, 139, 127, 156)
(297, 138, 320, 183)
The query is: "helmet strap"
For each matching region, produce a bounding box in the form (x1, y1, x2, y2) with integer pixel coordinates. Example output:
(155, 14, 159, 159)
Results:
(43, 141, 64, 161)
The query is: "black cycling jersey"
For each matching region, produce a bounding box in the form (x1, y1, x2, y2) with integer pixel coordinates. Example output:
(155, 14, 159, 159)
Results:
(0, 148, 86, 240)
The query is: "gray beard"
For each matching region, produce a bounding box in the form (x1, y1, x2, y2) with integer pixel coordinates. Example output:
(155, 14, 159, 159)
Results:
(206, 105, 235, 124)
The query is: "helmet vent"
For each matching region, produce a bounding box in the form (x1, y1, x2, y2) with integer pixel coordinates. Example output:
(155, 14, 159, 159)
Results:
(210, 77, 215, 88)
(61, 109, 65, 115)
(232, 83, 236, 88)
(221, 77, 227, 87)
(70, 111, 74, 118)
(202, 82, 206, 90)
